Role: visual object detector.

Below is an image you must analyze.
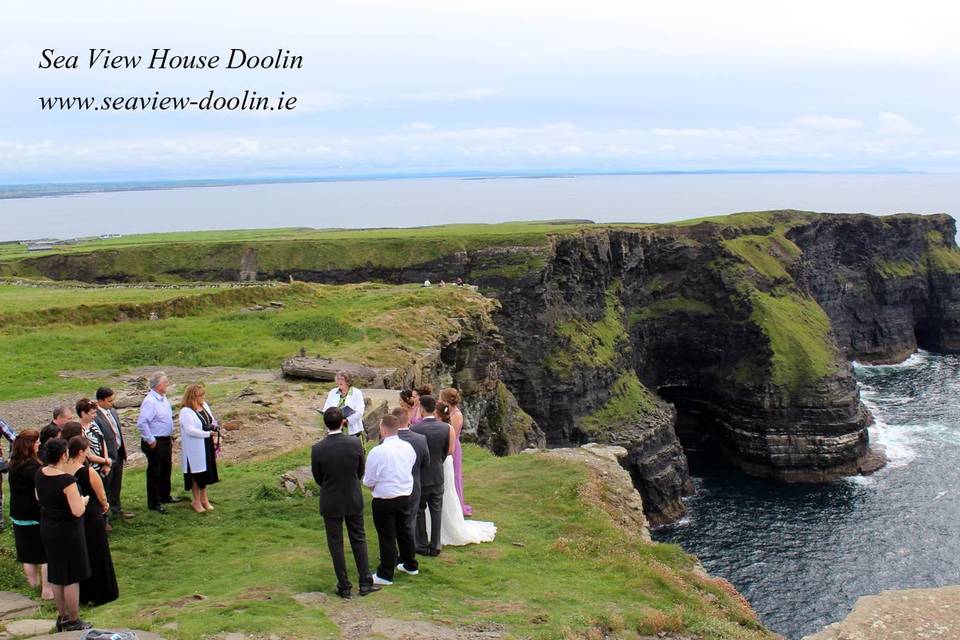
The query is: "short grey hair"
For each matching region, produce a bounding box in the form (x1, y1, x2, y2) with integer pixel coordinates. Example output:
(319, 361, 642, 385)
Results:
(148, 371, 168, 390)
(336, 370, 354, 386)
(52, 404, 72, 420)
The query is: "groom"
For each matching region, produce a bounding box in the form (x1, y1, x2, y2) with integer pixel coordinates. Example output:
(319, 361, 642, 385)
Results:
(411, 395, 454, 556)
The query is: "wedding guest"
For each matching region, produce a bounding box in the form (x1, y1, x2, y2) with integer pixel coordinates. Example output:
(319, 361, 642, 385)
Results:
(69, 437, 118, 606)
(77, 399, 111, 480)
(0, 416, 14, 532)
(7, 428, 53, 600)
(322, 372, 365, 437)
(43, 405, 75, 444)
(35, 438, 92, 631)
(409, 384, 433, 425)
(311, 407, 379, 599)
(95, 387, 132, 521)
(440, 388, 472, 516)
(393, 406, 429, 576)
(411, 395, 455, 557)
(399, 390, 416, 416)
(137, 372, 176, 514)
(179, 384, 220, 514)
(362, 415, 417, 586)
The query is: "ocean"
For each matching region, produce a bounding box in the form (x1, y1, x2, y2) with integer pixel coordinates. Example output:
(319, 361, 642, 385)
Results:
(1, 173, 959, 242)
(654, 352, 960, 639)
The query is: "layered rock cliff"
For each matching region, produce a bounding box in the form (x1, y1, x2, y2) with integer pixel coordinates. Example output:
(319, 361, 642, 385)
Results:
(7, 211, 960, 525)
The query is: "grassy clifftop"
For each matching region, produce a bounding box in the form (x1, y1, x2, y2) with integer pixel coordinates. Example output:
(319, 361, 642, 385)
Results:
(0, 445, 773, 640)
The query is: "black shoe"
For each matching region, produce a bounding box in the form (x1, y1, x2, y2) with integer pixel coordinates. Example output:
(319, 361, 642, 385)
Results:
(415, 547, 432, 556)
(429, 548, 441, 557)
(335, 588, 352, 599)
(55, 616, 63, 632)
(162, 496, 183, 503)
(62, 619, 92, 631)
(149, 505, 168, 514)
(358, 585, 382, 596)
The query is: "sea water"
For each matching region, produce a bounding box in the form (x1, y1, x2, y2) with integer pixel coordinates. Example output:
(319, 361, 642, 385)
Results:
(654, 352, 960, 639)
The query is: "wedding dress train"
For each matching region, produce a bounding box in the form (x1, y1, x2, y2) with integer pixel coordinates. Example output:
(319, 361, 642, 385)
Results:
(426, 457, 496, 546)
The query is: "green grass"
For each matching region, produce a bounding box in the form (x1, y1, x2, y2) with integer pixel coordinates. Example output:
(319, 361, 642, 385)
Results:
(749, 290, 838, 390)
(874, 260, 923, 278)
(927, 245, 960, 274)
(543, 283, 627, 380)
(0, 446, 773, 640)
(580, 371, 661, 440)
(722, 233, 801, 282)
(629, 297, 715, 326)
(0, 283, 493, 401)
(0, 284, 219, 313)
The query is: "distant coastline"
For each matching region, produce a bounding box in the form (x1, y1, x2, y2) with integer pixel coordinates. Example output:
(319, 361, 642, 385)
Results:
(0, 168, 925, 200)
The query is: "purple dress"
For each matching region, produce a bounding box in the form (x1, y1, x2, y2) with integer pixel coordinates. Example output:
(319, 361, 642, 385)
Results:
(452, 410, 472, 517)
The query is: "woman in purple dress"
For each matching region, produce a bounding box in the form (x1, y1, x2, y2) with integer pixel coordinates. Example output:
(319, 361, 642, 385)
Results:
(439, 388, 472, 517)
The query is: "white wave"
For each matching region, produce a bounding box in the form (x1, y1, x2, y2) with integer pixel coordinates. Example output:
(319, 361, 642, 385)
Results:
(868, 419, 917, 468)
(853, 350, 930, 370)
(846, 474, 875, 486)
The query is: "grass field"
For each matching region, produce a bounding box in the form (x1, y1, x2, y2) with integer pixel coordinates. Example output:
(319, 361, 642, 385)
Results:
(0, 284, 220, 313)
(0, 282, 494, 401)
(0, 446, 772, 640)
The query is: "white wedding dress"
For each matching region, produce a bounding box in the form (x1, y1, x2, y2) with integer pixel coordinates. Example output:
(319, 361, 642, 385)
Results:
(426, 457, 497, 546)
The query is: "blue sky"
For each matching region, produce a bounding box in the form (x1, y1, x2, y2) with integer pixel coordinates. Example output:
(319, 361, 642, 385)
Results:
(3, 0, 960, 182)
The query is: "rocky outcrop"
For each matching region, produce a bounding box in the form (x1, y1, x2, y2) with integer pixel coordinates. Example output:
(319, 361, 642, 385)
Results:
(801, 585, 960, 640)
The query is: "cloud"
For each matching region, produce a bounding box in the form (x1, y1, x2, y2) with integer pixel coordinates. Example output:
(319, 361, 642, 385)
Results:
(398, 88, 503, 102)
(792, 115, 864, 132)
(878, 112, 923, 136)
(405, 122, 434, 130)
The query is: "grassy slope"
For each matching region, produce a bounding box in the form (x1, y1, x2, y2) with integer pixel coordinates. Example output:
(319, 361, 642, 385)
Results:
(0, 283, 494, 401)
(0, 446, 772, 640)
(0, 284, 218, 313)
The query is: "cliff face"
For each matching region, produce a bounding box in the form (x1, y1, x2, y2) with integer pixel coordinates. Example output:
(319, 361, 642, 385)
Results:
(9, 212, 960, 526)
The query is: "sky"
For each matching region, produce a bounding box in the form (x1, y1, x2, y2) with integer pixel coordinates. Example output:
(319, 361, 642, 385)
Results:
(3, 0, 960, 182)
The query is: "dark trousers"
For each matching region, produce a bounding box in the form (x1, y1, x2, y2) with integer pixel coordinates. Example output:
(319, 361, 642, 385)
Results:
(323, 512, 371, 592)
(416, 484, 444, 553)
(371, 496, 415, 581)
(106, 459, 124, 515)
(142, 437, 172, 508)
(396, 490, 420, 572)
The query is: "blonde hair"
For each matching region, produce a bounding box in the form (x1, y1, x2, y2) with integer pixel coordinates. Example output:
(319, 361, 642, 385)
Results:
(439, 387, 460, 407)
(181, 383, 206, 410)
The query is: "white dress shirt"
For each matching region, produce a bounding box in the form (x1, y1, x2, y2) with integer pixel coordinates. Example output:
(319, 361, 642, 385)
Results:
(362, 435, 416, 499)
(322, 386, 365, 436)
(137, 389, 173, 444)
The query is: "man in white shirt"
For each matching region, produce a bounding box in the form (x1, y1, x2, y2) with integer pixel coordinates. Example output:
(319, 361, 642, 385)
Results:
(362, 414, 417, 586)
(136, 372, 176, 514)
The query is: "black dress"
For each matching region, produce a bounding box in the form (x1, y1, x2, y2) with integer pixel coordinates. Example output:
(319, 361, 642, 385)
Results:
(8, 458, 45, 564)
(184, 406, 220, 491)
(35, 469, 90, 585)
(76, 465, 119, 605)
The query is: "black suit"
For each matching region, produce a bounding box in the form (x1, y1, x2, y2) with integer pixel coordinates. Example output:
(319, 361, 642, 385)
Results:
(311, 432, 372, 592)
(397, 428, 429, 570)
(411, 417, 451, 553)
(96, 406, 126, 516)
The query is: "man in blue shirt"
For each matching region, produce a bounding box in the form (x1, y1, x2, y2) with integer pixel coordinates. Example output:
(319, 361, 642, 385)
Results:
(137, 371, 176, 513)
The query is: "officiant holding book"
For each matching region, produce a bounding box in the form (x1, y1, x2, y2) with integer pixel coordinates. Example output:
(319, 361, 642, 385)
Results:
(322, 372, 365, 438)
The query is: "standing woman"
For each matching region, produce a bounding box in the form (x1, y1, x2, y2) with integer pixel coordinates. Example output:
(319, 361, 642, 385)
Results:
(179, 384, 220, 514)
(409, 384, 433, 426)
(35, 438, 92, 631)
(7, 429, 53, 599)
(322, 371, 365, 437)
(440, 388, 472, 517)
(70, 437, 118, 606)
(77, 399, 111, 479)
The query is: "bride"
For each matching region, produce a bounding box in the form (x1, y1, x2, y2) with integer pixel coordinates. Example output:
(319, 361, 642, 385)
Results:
(426, 401, 496, 546)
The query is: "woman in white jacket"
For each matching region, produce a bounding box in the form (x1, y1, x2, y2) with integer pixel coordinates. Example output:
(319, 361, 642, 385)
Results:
(179, 384, 220, 514)
(322, 371, 365, 437)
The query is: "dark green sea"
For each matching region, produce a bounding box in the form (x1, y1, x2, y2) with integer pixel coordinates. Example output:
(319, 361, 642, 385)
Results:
(654, 351, 960, 640)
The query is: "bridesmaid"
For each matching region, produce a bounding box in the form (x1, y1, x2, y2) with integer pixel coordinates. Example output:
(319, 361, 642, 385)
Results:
(7, 429, 52, 599)
(69, 437, 119, 606)
(440, 388, 472, 517)
(409, 383, 433, 425)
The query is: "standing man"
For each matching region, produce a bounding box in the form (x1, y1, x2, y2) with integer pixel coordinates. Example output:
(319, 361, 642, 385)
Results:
(362, 414, 417, 586)
(394, 406, 428, 576)
(41, 405, 75, 444)
(137, 371, 176, 514)
(95, 387, 132, 522)
(311, 407, 379, 599)
(411, 395, 455, 557)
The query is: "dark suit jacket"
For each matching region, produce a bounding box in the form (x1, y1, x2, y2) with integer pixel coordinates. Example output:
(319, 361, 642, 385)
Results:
(95, 407, 126, 462)
(397, 428, 430, 496)
(411, 418, 451, 488)
(311, 432, 365, 517)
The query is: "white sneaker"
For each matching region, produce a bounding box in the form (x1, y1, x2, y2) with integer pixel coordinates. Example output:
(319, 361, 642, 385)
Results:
(396, 564, 419, 576)
(372, 574, 393, 586)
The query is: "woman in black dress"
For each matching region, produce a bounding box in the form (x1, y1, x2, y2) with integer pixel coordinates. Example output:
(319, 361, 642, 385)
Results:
(35, 437, 92, 631)
(70, 437, 119, 606)
(179, 383, 220, 513)
(7, 428, 53, 599)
